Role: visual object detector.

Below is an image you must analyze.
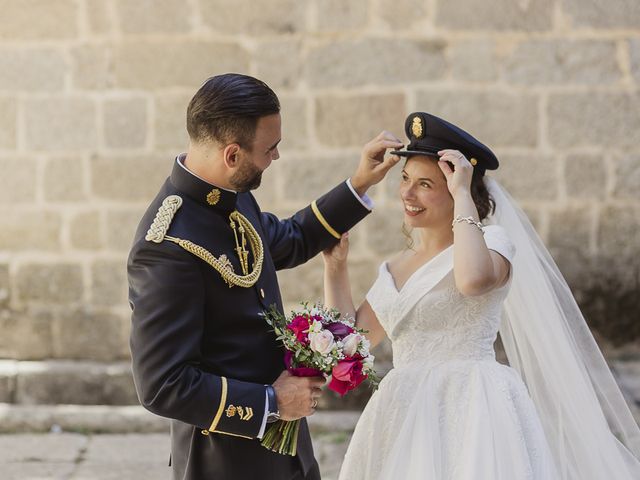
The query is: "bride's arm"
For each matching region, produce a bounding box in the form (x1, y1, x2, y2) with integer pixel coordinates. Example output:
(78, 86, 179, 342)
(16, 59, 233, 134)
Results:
(438, 150, 510, 297)
(322, 234, 387, 347)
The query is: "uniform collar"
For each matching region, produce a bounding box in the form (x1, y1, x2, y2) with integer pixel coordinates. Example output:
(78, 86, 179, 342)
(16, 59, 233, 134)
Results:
(170, 155, 238, 213)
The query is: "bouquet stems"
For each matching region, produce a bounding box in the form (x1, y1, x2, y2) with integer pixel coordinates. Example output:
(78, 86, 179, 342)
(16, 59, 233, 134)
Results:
(260, 419, 300, 456)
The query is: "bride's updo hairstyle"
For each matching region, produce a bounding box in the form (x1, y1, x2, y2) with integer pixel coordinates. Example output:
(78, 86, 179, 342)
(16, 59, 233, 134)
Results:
(393, 112, 499, 221)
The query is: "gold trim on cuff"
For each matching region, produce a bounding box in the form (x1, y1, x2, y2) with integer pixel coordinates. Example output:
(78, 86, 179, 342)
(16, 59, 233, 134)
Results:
(311, 201, 340, 239)
(209, 377, 228, 431)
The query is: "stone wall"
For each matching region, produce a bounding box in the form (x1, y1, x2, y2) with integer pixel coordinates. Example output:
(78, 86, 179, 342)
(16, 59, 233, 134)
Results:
(1, 0, 639, 376)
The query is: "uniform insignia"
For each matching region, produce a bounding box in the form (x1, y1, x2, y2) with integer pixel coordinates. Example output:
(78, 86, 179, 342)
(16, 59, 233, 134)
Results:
(225, 404, 253, 421)
(470, 158, 478, 166)
(225, 405, 237, 418)
(206, 188, 221, 205)
(411, 116, 424, 139)
(145, 195, 183, 243)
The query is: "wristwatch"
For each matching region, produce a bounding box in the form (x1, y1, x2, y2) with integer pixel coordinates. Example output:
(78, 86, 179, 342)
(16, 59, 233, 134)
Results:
(265, 385, 280, 423)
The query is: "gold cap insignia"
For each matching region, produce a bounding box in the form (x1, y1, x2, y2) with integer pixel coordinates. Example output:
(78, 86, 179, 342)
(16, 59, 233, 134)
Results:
(411, 116, 424, 138)
(206, 188, 221, 205)
(225, 405, 237, 418)
(470, 158, 478, 166)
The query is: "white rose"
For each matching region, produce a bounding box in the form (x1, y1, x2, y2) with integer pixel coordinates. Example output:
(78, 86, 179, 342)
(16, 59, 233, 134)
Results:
(359, 337, 371, 356)
(309, 329, 335, 355)
(308, 319, 323, 334)
(342, 333, 362, 357)
(363, 355, 375, 370)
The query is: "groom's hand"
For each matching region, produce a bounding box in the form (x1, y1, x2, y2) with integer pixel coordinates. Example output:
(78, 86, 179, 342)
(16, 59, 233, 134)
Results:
(272, 371, 325, 421)
(350, 131, 404, 196)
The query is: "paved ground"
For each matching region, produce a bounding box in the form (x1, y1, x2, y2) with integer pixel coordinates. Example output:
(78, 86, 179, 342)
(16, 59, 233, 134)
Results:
(0, 412, 356, 480)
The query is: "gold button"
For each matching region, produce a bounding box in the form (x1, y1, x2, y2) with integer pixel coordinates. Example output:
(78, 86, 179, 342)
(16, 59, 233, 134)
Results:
(260, 288, 265, 298)
(201, 430, 210, 436)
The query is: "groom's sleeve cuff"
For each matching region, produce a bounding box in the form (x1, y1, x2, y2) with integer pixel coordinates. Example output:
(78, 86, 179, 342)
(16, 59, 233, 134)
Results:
(346, 178, 374, 211)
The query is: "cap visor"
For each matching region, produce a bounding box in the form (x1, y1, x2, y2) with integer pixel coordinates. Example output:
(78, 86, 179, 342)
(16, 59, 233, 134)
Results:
(390, 149, 439, 158)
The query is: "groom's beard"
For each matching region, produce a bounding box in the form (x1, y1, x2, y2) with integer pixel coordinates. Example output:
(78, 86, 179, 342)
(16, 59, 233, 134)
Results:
(230, 158, 263, 192)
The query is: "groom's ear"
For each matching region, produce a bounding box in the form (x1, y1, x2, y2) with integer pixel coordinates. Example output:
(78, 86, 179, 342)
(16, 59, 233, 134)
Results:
(222, 143, 241, 168)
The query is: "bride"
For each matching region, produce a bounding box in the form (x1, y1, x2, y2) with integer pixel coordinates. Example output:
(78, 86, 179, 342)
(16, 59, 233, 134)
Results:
(322, 112, 640, 479)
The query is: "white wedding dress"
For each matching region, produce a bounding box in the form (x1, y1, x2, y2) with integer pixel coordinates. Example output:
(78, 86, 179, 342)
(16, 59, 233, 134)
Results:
(338, 225, 559, 480)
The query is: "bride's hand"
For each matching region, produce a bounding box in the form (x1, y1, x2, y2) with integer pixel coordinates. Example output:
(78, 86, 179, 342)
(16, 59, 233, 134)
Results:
(437, 149, 473, 198)
(321, 233, 349, 268)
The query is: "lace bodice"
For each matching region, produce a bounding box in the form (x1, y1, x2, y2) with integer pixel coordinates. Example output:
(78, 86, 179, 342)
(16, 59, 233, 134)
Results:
(366, 225, 515, 368)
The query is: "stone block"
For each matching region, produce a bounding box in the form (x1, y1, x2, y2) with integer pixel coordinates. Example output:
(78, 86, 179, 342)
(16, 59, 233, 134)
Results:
(0, 156, 37, 203)
(494, 154, 559, 201)
(0, 0, 78, 40)
(53, 309, 128, 361)
(436, 0, 553, 31)
(363, 205, 406, 255)
(24, 97, 97, 151)
(71, 45, 112, 90)
(415, 90, 538, 148)
(0, 97, 16, 149)
(15, 264, 83, 305)
(375, 0, 430, 29)
(548, 93, 640, 149)
(564, 154, 607, 200)
(103, 97, 148, 149)
(0, 360, 17, 402)
(0, 308, 54, 360)
(85, 0, 114, 35)
(598, 206, 640, 274)
(315, 93, 406, 147)
(280, 154, 356, 202)
(346, 258, 382, 306)
(613, 154, 640, 200)
(115, 0, 191, 34)
(505, 40, 620, 85)
(0, 209, 61, 251)
(200, 0, 307, 34)
(278, 256, 324, 306)
(91, 260, 127, 307)
(1, 463, 76, 480)
(547, 206, 594, 285)
(631, 40, 640, 83)
(0, 431, 86, 462)
(280, 96, 309, 150)
(313, 0, 368, 31)
(0, 48, 67, 92)
(113, 41, 249, 89)
(106, 208, 147, 252)
(153, 93, 191, 150)
(90, 155, 171, 202)
(0, 263, 8, 306)
(43, 156, 86, 202)
(450, 40, 498, 83)
(254, 40, 302, 90)
(15, 361, 137, 405)
(561, 0, 640, 28)
(306, 39, 445, 88)
(70, 211, 103, 250)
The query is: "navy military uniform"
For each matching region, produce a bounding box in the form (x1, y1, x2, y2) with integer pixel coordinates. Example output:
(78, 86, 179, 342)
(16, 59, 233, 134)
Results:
(128, 156, 371, 479)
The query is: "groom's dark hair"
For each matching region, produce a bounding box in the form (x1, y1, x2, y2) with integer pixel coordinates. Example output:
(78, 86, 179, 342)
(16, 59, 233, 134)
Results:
(186, 73, 280, 150)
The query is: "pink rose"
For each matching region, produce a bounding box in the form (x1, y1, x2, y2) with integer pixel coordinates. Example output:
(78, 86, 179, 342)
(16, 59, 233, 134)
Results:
(287, 315, 310, 344)
(328, 359, 367, 396)
(309, 329, 335, 355)
(341, 333, 362, 357)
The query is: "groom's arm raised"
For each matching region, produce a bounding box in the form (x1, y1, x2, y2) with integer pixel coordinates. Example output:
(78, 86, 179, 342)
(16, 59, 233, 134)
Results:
(259, 132, 403, 270)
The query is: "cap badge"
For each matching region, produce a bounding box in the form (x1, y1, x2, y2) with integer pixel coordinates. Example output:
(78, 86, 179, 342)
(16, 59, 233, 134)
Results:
(206, 188, 221, 206)
(411, 116, 424, 139)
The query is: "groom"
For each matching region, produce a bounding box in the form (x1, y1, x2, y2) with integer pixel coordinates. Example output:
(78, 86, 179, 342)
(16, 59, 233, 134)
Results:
(128, 73, 402, 479)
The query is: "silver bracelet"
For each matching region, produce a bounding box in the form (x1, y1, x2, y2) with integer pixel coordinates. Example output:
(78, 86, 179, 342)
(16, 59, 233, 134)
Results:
(451, 215, 484, 232)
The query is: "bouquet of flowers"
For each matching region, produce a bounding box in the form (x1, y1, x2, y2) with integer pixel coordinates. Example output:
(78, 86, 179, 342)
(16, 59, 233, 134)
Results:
(261, 302, 379, 456)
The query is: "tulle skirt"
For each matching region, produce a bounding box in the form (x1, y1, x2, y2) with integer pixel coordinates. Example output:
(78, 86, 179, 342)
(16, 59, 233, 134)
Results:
(338, 359, 558, 480)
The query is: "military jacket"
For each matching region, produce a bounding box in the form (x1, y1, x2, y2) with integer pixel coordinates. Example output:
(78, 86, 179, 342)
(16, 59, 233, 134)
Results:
(128, 158, 371, 479)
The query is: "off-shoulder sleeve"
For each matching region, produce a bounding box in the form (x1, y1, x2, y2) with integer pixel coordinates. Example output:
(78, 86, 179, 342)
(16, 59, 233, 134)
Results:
(483, 225, 516, 263)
